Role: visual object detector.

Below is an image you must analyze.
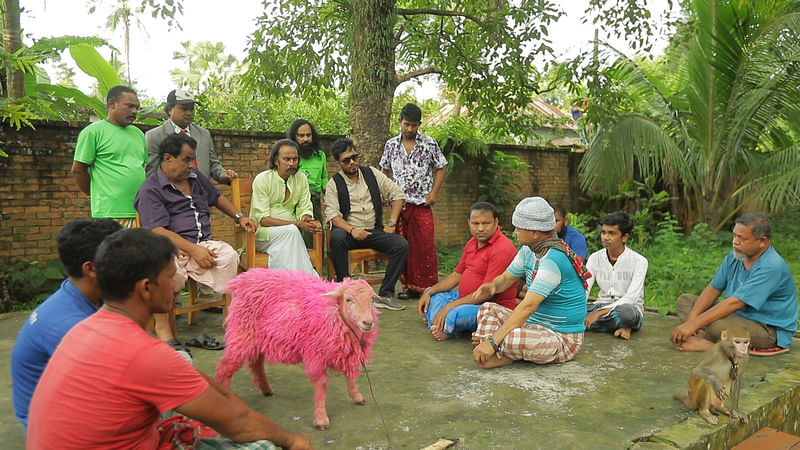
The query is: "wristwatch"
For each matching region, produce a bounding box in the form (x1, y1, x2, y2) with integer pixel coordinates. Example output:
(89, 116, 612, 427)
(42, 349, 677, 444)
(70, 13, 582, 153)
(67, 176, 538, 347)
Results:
(387, 220, 396, 227)
(233, 212, 244, 222)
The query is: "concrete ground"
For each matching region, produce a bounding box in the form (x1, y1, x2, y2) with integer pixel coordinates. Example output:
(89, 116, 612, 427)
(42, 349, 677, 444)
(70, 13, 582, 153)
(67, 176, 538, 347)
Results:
(2, 296, 800, 449)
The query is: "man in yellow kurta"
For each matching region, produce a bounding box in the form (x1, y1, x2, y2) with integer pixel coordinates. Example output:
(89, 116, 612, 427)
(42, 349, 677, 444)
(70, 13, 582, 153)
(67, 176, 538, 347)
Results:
(250, 139, 320, 274)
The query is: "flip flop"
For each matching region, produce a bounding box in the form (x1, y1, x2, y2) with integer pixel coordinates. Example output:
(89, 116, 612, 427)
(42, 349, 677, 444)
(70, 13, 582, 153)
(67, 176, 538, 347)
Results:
(185, 334, 226, 350)
(397, 289, 419, 300)
(749, 346, 789, 356)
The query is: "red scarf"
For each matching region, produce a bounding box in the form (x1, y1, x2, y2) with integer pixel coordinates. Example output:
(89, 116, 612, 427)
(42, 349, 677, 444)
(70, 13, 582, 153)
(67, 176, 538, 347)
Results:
(530, 237, 591, 289)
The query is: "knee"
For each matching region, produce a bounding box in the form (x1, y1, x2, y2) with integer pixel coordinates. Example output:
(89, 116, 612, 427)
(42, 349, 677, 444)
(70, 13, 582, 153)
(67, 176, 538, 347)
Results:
(393, 236, 409, 255)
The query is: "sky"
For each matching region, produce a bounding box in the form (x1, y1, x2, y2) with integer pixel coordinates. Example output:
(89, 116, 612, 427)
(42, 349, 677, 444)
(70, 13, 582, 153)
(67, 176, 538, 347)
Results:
(21, 0, 680, 103)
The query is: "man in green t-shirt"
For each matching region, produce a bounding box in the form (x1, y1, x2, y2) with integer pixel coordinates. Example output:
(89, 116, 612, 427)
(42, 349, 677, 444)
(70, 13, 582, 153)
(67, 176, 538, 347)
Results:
(71, 85, 147, 226)
(288, 119, 328, 248)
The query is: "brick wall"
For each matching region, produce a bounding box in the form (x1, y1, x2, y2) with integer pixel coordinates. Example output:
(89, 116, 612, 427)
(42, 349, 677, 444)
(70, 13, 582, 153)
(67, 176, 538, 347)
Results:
(0, 120, 582, 265)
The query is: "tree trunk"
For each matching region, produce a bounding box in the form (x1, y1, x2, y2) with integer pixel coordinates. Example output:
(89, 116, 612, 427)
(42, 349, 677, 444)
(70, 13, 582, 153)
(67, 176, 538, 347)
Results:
(3, 0, 24, 100)
(349, 0, 397, 165)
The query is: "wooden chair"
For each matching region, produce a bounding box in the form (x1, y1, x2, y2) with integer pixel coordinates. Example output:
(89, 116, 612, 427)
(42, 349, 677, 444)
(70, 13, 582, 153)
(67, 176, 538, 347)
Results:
(325, 229, 389, 285)
(231, 177, 323, 274)
(134, 213, 230, 325)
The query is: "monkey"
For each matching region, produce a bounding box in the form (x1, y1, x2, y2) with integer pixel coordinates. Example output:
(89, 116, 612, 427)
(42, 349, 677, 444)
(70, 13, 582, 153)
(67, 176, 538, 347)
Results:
(673, 328, 750, 425)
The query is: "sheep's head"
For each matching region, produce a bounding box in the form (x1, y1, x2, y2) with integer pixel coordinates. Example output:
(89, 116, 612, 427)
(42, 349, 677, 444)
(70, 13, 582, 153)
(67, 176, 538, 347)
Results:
(323, 279, 378, 332)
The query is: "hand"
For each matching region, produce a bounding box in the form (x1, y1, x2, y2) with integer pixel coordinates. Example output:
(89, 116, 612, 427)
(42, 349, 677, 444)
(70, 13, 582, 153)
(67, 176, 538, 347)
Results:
(431, 306, 450, 333)
(238, 217, 257, 233)
(285, 433, 314, 450)
(383, 225, 396, 234)
(350, 228, 372, 240)
(424, 192, 437, 206)
(670, 322, 698, 347)
(417, 291, 432, 317)
(188, 244, 216, 269)
(584, 309, 605, 329)
(296, 217, 321, 233)
(473, 340, 495, 364)
(224, 169, 238, 181)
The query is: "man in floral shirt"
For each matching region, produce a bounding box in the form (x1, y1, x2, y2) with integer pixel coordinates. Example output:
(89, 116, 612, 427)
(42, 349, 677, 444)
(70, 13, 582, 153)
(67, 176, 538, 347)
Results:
(380, 103, 448, 299)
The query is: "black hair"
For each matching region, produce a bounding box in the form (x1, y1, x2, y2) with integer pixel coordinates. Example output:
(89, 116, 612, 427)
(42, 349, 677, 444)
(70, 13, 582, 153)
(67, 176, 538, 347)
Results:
(469, 202, 499, 220)
(287, 119, 320, 147)
(400, 103, 422, 122)
(94, 228, 177, 302)
(599, 211, 634, 236)
(158, 133, 198, 162)
(57, 219, 123, 278)
(735, 213, 772, 240)
(331, 137, 356, 162)
(550, 203, 567, 217)
(268, 138, 299, 169)
(107, 85, 137, 104)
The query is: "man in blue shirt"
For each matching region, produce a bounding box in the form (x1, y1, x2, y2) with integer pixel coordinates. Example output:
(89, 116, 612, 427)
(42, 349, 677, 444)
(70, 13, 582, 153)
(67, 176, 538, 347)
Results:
(10, 219, 122, 433)
(670, 213, 798, 354)
(472, 197, 590, 368)
(552, 203, 587, 260)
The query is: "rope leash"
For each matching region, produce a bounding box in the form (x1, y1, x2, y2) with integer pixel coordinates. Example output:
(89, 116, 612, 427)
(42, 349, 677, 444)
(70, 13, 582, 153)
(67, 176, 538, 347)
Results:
(362, 359, 393, 448)
(724, 362, 741, 450)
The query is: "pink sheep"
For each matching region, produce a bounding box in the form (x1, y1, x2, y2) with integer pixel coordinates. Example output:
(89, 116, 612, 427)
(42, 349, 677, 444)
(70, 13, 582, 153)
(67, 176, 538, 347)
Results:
(215, 268, 380, 430)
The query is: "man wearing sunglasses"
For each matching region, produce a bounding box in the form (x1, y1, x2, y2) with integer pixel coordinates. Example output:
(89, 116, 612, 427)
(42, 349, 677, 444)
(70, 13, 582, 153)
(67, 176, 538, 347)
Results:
(325, 138, 409, 310)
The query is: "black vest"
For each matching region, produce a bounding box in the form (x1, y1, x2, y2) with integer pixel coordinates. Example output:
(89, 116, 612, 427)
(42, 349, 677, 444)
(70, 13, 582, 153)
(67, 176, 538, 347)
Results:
(333, 166, 383, 230)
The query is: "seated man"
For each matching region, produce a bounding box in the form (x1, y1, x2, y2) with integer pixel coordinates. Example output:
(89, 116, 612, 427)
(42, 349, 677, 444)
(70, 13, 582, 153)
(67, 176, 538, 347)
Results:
(552, 203, 587, 260)
(472, 197, 590, 368)
(250, 138, 320, 274)
(27, 228, 311, 449)
(135, 133, 256, 352)
(584, 211, 649, 340)
(670, 213, 797, 354)
(325, 137, 409, 311)
(11, 219, 121, 434)
(418, 202, 518, 340)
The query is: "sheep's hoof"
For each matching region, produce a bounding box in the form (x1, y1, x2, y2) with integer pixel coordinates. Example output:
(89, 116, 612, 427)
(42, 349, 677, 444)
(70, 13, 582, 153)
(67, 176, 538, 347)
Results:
(313, 413, 330, 430)
(313, 420, 330, 430)
(262, 391, 273, 397)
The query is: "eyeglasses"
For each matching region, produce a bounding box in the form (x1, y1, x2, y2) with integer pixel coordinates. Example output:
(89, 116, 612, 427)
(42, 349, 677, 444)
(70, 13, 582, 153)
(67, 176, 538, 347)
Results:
(340, 154, 360, 165)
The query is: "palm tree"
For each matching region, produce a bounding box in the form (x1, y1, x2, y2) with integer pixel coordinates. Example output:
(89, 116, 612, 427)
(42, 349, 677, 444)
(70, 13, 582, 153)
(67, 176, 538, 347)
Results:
(170, 40, 240, 93)
(579, 0, 800, 232)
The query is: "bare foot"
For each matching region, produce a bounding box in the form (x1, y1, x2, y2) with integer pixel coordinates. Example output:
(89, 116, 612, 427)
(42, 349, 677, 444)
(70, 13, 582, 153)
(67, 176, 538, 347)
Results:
(478, 355, 515, 369)
(676, 335, 714, 352)
(431, 328, 452, 341)
(613, 328, 632, 340)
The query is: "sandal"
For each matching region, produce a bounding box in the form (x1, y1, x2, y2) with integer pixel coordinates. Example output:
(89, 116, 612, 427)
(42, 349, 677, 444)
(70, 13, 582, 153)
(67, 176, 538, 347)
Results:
(397, 289, 418, 300)
(185, 334, 226, 350)
(749, 346, 789, 356)
(166, 338, 192, 357)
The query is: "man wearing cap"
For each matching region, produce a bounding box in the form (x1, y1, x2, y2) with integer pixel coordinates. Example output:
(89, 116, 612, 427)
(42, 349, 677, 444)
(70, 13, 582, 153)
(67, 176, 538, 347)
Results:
(471, 197, 591, 368)
(145, 89, 237, 184)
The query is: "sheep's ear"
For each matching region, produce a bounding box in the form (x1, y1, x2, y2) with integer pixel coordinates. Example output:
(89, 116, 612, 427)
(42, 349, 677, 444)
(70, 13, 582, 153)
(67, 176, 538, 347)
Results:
(322, 288, 344, 298)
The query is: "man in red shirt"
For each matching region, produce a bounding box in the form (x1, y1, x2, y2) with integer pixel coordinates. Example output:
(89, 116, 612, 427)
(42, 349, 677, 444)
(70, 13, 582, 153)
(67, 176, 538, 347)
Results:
(27, 228, 311, 449)
(417, 202, 519, 340)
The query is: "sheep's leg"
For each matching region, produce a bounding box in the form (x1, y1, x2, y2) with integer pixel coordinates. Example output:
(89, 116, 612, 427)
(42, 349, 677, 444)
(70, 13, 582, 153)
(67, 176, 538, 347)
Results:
(308, 370, 330, 430)
(346, 374, 365, 405)
(215, 350, 246, 386)
(246, 354, 272, 396)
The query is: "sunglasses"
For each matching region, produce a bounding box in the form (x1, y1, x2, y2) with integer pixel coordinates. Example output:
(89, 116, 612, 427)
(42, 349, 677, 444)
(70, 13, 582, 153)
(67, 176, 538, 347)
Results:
(340, 154, 360, 165)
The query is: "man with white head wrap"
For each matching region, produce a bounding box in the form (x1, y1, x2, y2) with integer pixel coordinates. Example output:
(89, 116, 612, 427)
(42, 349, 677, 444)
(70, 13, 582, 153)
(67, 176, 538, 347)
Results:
(471, 197, 591, 368)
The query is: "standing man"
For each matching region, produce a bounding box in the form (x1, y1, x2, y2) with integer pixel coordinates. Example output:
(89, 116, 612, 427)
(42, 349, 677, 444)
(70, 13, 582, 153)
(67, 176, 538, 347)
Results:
(670, 213, 797, 354)
(472, 197, 590, 369)
(250, 139, 320, 274)
(11, 219, 121, 434)
(380, 103, 447, 299)
(288, 119, 328, 248)
(27, 228, 311, 449)
(584, 211, 648, 340)
(326, 138, 409, 311)
(552, 203, 587, 260)
(71, 85, 146, 227)
(418, 202, 519, 341)
(145, 89, 237, 184)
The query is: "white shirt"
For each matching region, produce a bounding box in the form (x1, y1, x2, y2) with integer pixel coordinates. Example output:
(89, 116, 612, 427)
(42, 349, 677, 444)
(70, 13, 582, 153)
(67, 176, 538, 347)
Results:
(585, 246, 648, 315)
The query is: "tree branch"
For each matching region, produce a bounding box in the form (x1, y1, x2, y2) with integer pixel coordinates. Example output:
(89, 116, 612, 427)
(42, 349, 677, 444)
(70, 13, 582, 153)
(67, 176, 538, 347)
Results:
(394, 23, 405, 48)
(396, 67, 443, 85)
(396, 8, 485, 27)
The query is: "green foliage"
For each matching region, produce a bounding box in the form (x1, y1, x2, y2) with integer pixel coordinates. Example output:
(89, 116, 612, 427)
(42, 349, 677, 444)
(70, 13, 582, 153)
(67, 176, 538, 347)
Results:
(170, 40, 240, 93)
(428, 116, 489, 174)
(477, 150, 531, 219)
(3, 259, 67, 312)
(68, 43, 122, 99)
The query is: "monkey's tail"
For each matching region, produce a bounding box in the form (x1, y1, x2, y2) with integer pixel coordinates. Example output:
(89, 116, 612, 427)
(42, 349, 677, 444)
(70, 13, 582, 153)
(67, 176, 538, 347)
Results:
(673, 393, 696, 409)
